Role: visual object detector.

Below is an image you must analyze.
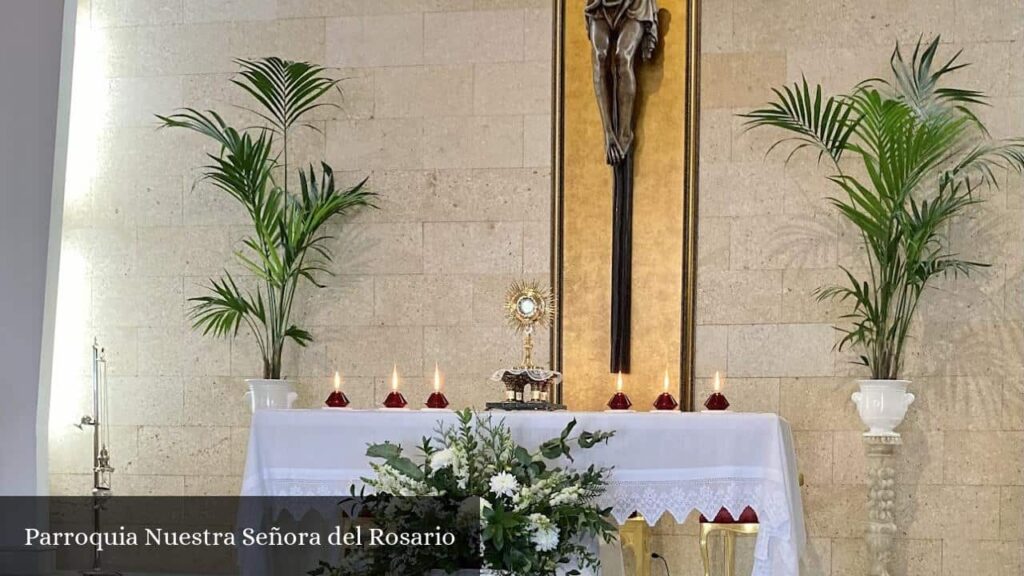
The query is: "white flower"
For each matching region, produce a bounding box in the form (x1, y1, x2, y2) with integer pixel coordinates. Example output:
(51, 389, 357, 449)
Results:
(549, 485, 581, 506)
(368, 462, 440, 497)
(488, 472, 520, 498)
(528, 513, 559, 552)
(449, 446, 470, 489)
(527, 513, 549, 530)
(430, 447, 455, 469)
(532, 527, 559, 552)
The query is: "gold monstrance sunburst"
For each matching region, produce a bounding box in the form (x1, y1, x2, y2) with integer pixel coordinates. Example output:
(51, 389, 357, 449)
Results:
(504, 280, 555, 369)
(489, 280, 563, 409)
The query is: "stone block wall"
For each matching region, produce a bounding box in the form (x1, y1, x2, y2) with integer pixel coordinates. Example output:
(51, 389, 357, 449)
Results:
(695, 0, 1024, 574)
(51, 0, 553, 497)
(50, 0, 1023, 574)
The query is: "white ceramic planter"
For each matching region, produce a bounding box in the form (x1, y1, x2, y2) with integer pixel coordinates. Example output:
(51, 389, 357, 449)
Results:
(244, 379, 298, 412)
(851, 379, 915, 437)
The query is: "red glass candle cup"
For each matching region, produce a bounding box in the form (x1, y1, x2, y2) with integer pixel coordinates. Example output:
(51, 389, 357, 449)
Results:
(703, 392, 730, 411)
(654, 392, 679, 411)
(607, 391, 633, 410)
(425, 391, 450, 409)
(699, 506, 759, 524)
(383, 390, 408, 409)
(325, 390, 350, 408)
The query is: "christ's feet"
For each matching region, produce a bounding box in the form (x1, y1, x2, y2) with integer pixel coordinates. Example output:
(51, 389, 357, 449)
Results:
(605, 132, 625, 165)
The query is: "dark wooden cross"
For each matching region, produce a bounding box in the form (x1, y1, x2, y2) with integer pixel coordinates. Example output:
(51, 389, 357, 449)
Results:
(585, 0, 660, 373)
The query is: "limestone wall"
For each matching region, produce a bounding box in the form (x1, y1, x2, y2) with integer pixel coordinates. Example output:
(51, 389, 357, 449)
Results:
(693, 0, 1024, 573)
(50, 0, 1023, 574)
(51, 0, 553, 497)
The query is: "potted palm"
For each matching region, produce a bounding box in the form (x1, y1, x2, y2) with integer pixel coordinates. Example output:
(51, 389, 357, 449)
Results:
(158, 58, 375, 411)
(744, 38, 1024, 436)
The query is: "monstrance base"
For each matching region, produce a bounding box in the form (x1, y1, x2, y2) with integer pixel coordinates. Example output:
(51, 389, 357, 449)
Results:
(486, 401, 566, 412)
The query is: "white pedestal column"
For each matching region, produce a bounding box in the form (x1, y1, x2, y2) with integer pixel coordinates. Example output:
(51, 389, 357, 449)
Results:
(864, 435, 900, 576)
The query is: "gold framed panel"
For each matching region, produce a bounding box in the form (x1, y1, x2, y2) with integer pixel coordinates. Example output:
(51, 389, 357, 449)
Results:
(549, 0, 700, 411)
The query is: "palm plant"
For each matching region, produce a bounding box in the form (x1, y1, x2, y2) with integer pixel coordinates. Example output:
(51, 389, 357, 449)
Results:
(158, 57, 375, 379)
(743, 37, 1024, 380)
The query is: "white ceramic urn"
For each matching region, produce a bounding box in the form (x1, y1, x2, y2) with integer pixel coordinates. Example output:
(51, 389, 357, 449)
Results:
(245, 379, 298, 412)
(851, 379, 915, 437)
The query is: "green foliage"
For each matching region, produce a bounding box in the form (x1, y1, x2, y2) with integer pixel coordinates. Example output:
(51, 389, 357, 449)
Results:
(742, 37, 1024, 379)
(158, 58, 375, 379)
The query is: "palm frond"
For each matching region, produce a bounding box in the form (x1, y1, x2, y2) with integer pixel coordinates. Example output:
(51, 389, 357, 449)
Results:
(188, 274, 266, 339)
(886, 36, 987, 119)
(740, 77, 859, 165)
(232, 57, 340, 133)
(285, 325, 313, 347)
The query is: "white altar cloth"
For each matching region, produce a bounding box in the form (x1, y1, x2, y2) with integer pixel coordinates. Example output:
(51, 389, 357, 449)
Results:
(242, 410, 806, 576)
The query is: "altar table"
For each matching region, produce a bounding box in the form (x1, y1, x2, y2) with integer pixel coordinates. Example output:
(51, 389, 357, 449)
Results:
(242, 410, 806, 576)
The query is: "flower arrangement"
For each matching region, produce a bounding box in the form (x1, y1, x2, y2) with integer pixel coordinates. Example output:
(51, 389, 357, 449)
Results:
(363, 409, 617, 575)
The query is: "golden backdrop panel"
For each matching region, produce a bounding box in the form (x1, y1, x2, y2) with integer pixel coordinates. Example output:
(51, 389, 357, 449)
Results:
(554, 0, 698, 411)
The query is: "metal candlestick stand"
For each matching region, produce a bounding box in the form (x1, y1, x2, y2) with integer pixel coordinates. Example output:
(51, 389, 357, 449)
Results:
(77, 340, 120, 576)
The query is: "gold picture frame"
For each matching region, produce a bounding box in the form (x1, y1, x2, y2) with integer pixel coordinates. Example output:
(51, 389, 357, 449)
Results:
(549, 0, 700, 410)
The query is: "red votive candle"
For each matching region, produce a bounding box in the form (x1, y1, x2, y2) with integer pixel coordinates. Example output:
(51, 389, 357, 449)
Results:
(607, 392, 632, 410)
(704, 371, 730, 411)
(654, 369, 679, 410)
(326, 371, 350, 407)
(654, 392, 679, 411)
(383, 365, 408, 409)
(383, 390, 408, 409)
(607, 373, 632, 410)
(426, 391, 449, 409)
(703, 392, 730, 411)
(325, 390, 350, 408)
(425, 363, 450, 409)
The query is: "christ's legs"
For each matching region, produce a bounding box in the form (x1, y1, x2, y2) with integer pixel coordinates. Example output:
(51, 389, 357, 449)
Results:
(588, 18, 623, 165)
(613, 19, 644, 157)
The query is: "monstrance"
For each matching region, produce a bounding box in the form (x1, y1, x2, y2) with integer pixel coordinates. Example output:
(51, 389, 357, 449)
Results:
(488, 281, 564, 411)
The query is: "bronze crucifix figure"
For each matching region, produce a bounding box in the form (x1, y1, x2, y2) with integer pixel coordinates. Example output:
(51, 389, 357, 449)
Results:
(585, 0, 659, 373)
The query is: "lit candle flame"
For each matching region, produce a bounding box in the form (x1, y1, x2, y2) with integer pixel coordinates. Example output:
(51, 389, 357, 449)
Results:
(616, 372, 624, 392)
(392, 364, 399, 391)
(663, 369, 670, 392)
(434, 363, 442, 392)
(334, 370, 341, 391)
(714, 371, 722, 393)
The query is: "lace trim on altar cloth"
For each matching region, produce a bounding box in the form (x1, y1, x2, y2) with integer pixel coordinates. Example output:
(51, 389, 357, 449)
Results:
(602, 478, 799, 576)
(245, 477, 800, 576)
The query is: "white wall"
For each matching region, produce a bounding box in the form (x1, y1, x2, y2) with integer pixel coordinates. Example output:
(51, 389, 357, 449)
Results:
(0, 0, 71, 496)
